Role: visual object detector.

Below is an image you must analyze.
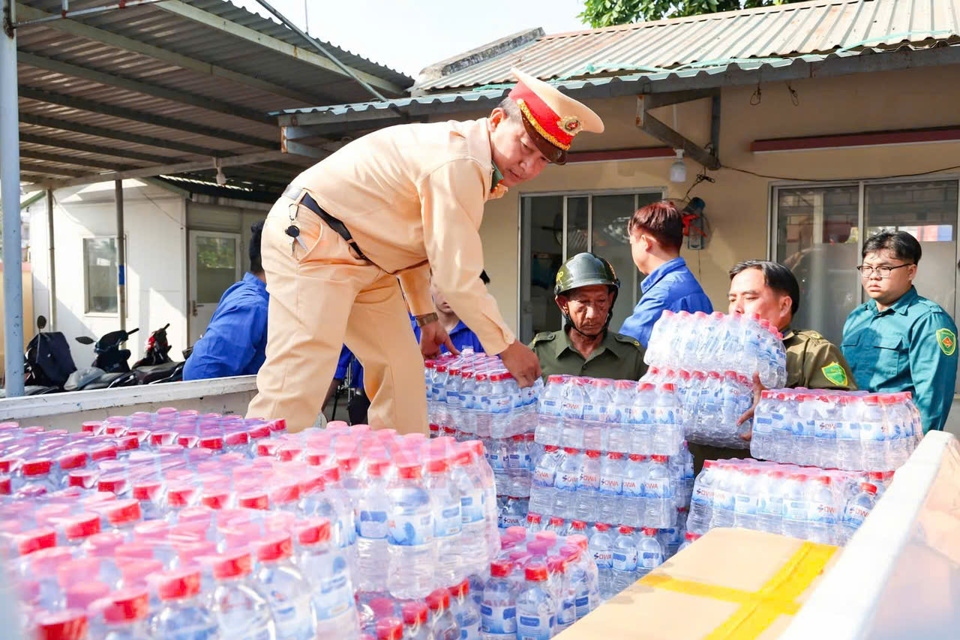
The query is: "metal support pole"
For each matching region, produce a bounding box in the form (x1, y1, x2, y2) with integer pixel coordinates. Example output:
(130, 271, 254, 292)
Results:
(114, 180, 126, 332)
(1, 0, 24, 397)
(46, 189, 56, 330)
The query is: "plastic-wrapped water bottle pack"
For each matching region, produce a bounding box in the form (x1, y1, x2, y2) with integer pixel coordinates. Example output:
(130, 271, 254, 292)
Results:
(0, 412, 503, 640)
(751, 389, 923, 472)
(424, 349, 541, 531)
(686, 458, 892, 547)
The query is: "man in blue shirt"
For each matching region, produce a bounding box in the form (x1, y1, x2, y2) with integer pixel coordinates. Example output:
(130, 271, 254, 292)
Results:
(410, 271, 487, 354)
(619, 201, 712, 347)
(842, 230, 958, 433)
(183, 221, 269, 380)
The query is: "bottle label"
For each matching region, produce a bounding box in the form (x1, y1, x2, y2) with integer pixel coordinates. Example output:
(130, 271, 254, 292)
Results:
(488, 452, 506, 471)
(757, 495, 783, 517)
(461, 493, 484, 523)
(272, 599, 315, 640)
(481, 604, 517, 634)
(612, 549, 638, 571)
(639, 550, 663, 569)
(388, 512, 434, 546)
(436, 504, 463, 537)
(459, 621, 482, 640)
(540, 398, 561, 416)
(517, 614, 554, 640)
(810, 502, 838, 525)
(600, 475, 622, 494)
(656, 409, 677, 426)
(622, 478, 642, 497)
(578, 471, 600, 490)
(713, 488, 735, 511)
(357, 509, 388, 539)
(691, 485, 714, 506)
(562, 399, 584, 418)
(753, 416, 774, 436)
(558, 597, 576, 625)
(860, 421, 885, 442)
(500, 514, 524, 528)
(783, 499, 809, 522)
(532, 468, 555, 488)
(815, 420, 838, 440)
(314, 573, 352, 620)
(843, 504, 871, 527)
(593, 549, 613, 569)
(734, 494, 758, 515)
(643, 479, 670, 499)
(837, 421, 860, 441)
(555, 470, 579, 492)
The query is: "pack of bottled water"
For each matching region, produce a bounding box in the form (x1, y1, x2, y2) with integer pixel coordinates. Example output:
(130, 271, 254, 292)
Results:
(424, 349, 540, 532)
(751, 390, 923, 471)
(644, 311, 788, 389)
(0, 410, 502, 640)
(481, 526, 599, 639)
(686, 458, 891, 547)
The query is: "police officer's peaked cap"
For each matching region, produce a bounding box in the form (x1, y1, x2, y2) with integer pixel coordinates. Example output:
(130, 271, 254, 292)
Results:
(554, 253, 620, 298)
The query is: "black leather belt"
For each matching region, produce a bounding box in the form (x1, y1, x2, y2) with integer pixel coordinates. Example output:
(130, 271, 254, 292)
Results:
(283, 185, 369, 262)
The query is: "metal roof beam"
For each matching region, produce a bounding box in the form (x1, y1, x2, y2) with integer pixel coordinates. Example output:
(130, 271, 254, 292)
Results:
(13, 3, 330, 106)
(19, 163, 87, 178)
(37, 150, 292, 189)
(155, 0, 405, 97)
(278, 107, 404, 127)
(19, 149, 135, 171)
(18, 86, 277, 148)
(17, 51, 275, 125)
(636, 96, 720, 170)
(21, 112, 230, 157)
(19, 132, 180, 164)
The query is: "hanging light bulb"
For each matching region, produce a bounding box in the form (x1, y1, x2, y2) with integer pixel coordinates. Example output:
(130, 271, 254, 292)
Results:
(669, 149, 687, 183)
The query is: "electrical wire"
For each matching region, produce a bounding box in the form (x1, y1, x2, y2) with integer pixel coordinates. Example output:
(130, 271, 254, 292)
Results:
(720, 163, 960, 182)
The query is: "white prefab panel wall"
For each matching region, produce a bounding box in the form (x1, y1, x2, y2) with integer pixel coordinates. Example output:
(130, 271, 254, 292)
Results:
(27, 181, 188, 367)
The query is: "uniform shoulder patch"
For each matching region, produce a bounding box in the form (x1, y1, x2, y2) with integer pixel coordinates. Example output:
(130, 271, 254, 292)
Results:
(936, 328, 956, 356)
(821, 362, 848, 387)
(613, 333, 642, 348)
(531, 332, 556, 345)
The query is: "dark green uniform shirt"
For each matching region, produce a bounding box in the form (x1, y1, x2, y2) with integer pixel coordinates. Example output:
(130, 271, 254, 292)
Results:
(842, 286, 958, 433)
(783, 328, 857, 390)
(530, 329, 647, 381)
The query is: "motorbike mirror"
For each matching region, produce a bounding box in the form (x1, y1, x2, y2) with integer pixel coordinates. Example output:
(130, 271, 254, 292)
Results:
(76, 336, 95, 345)
(36, 315, 47, 330)
(128, 328, 140, 336)
(161, 323, 170, 331)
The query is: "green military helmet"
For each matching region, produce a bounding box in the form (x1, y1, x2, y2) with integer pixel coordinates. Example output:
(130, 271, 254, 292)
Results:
(554, 252, 620, 298)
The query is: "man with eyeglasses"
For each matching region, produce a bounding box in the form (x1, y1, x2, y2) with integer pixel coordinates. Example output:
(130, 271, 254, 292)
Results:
(842, 230, 958, 433)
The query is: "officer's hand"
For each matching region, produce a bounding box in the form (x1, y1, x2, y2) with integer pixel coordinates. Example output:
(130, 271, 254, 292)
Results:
(419, 321, 460, 359)
(737, 372, 766, 440)
(499, 340, 542, 388)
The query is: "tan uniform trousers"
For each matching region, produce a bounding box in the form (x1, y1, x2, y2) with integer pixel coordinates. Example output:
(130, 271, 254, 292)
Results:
(246, 196, 427, 434)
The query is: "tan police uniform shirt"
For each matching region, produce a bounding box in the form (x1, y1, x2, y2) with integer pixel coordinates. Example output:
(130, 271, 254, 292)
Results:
(292, 118, 515, 354)
(783, 328, 857, 390)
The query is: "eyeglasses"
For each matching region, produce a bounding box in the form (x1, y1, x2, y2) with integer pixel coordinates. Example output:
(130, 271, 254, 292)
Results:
(856, 263, 913, 278)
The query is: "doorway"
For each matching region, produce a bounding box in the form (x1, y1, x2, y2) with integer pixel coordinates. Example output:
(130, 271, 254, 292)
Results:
(188, 230, 242, 346)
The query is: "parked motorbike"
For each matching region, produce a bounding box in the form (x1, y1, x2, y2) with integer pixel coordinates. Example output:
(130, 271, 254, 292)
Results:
(0, 315, 76, 397)
(131, 324, 184, 384)
(65, 328, 141, 391)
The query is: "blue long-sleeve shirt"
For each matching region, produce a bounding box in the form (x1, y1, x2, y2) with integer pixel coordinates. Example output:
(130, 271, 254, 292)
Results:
(619, 257, 713, 348)
(183, 273, 268, 380)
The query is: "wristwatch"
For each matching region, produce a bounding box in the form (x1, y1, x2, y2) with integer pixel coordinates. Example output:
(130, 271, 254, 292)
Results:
(415, 312, 439, 327)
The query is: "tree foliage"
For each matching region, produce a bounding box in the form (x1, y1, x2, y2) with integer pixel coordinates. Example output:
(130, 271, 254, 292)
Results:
(580, 0, 803, 27)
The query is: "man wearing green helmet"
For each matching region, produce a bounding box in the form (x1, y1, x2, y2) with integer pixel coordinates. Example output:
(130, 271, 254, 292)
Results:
(530, 253, 647, 380)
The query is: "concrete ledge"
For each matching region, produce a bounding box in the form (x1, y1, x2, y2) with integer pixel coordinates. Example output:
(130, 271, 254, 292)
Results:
(0, 376, 258, 430)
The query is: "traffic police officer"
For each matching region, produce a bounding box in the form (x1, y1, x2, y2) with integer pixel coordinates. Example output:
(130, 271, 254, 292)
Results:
(247, 69, 604, 433)
(531, 253, 646, 380)
(843, 231, 958, 433)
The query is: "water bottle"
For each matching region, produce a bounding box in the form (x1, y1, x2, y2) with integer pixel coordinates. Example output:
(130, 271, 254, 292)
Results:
(452, 446, 491, 576)
(254, 535, 316, 640)
(732, 467, 760, 530)
(628, 383, 655, 456)
(481, 560, 518, 639)
(805, 476, 838, 545)
(642, 455, 674, 529)
(695, 373, 723, 443)
(636, 528, 664, 579)
(583, 380, 611, 452)
(402, 602, 431, 640)
(813, 395, 840, 468)
(597, 452, 624, 527)
(101, 589, 152, 640)
(686, 461, 716, 536)
(679, 312, 705, 369)
(150, 569, 219, 639)
(353, 460, 390, 593)
(587, 523, 614, 600)
(695, 313, 724, 369)
(552, 448, 581, 521)
(610, 526, 639, 594)
(536, 377, 565, 448)
(295, 520, 359, 638)
(652, 385, 682, 457)
(449, 580, 481, 640)
(515, 564, 556, 640)
(859, 396, 886, 471)
(426, 589, 460, 640)
(387, 463, 436, 600)
(750, 391, 775, 461)
(574, 450, 601, 524)
(424, 457, 463, 587)
(560, 379, 586, 450)
(677, 532, 700, 554)
(644, 310, 674, 365)
(755, 471, 785, 535)
(780, 474, 810, 540)
(607, 381, 634, 454)
(719, 314, 744, 372)
(709, 463, 736, 529)
(209, 551, 277, 640)
(529, 446, 561, 516)
(839, 482, 878, 544)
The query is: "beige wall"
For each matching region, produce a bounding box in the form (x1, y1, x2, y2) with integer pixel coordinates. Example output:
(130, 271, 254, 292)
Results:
(470, 64, 960, 334)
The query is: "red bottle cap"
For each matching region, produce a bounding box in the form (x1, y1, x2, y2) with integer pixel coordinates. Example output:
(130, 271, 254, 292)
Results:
(525, 563, 549, 582)
(102, 588, 150, 623)
(212, 550, 253, 580)
(35, 609, 88, 640)
(156, 569, 202, 601)
(255, 534, 293, 562)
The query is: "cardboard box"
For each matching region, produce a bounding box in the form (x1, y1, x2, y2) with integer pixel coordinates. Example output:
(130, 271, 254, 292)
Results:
(557, 529, 841, 640)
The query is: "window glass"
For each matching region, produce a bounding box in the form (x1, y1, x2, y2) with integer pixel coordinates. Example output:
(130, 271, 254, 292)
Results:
(196, 236, 239, 304)
(84, 238, 118, 314)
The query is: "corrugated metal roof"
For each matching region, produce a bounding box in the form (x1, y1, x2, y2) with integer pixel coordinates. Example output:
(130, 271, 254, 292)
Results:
(14, 0, 414, 189)
(415, 0, 960, 92)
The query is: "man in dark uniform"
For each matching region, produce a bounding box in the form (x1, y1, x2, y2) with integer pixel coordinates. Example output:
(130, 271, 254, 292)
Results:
(531, 253, 646, 380)
(689, 260, 857, 471)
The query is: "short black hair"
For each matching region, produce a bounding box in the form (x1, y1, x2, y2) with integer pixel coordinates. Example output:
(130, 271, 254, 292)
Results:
(628, 201, 684, 252)
(729, 260, 801, 315)
(250, 220, 265, 274)
(862, 230, 922, 265)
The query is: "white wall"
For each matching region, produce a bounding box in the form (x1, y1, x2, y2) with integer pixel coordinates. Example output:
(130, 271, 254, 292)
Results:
(27, 180, 188, 367)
